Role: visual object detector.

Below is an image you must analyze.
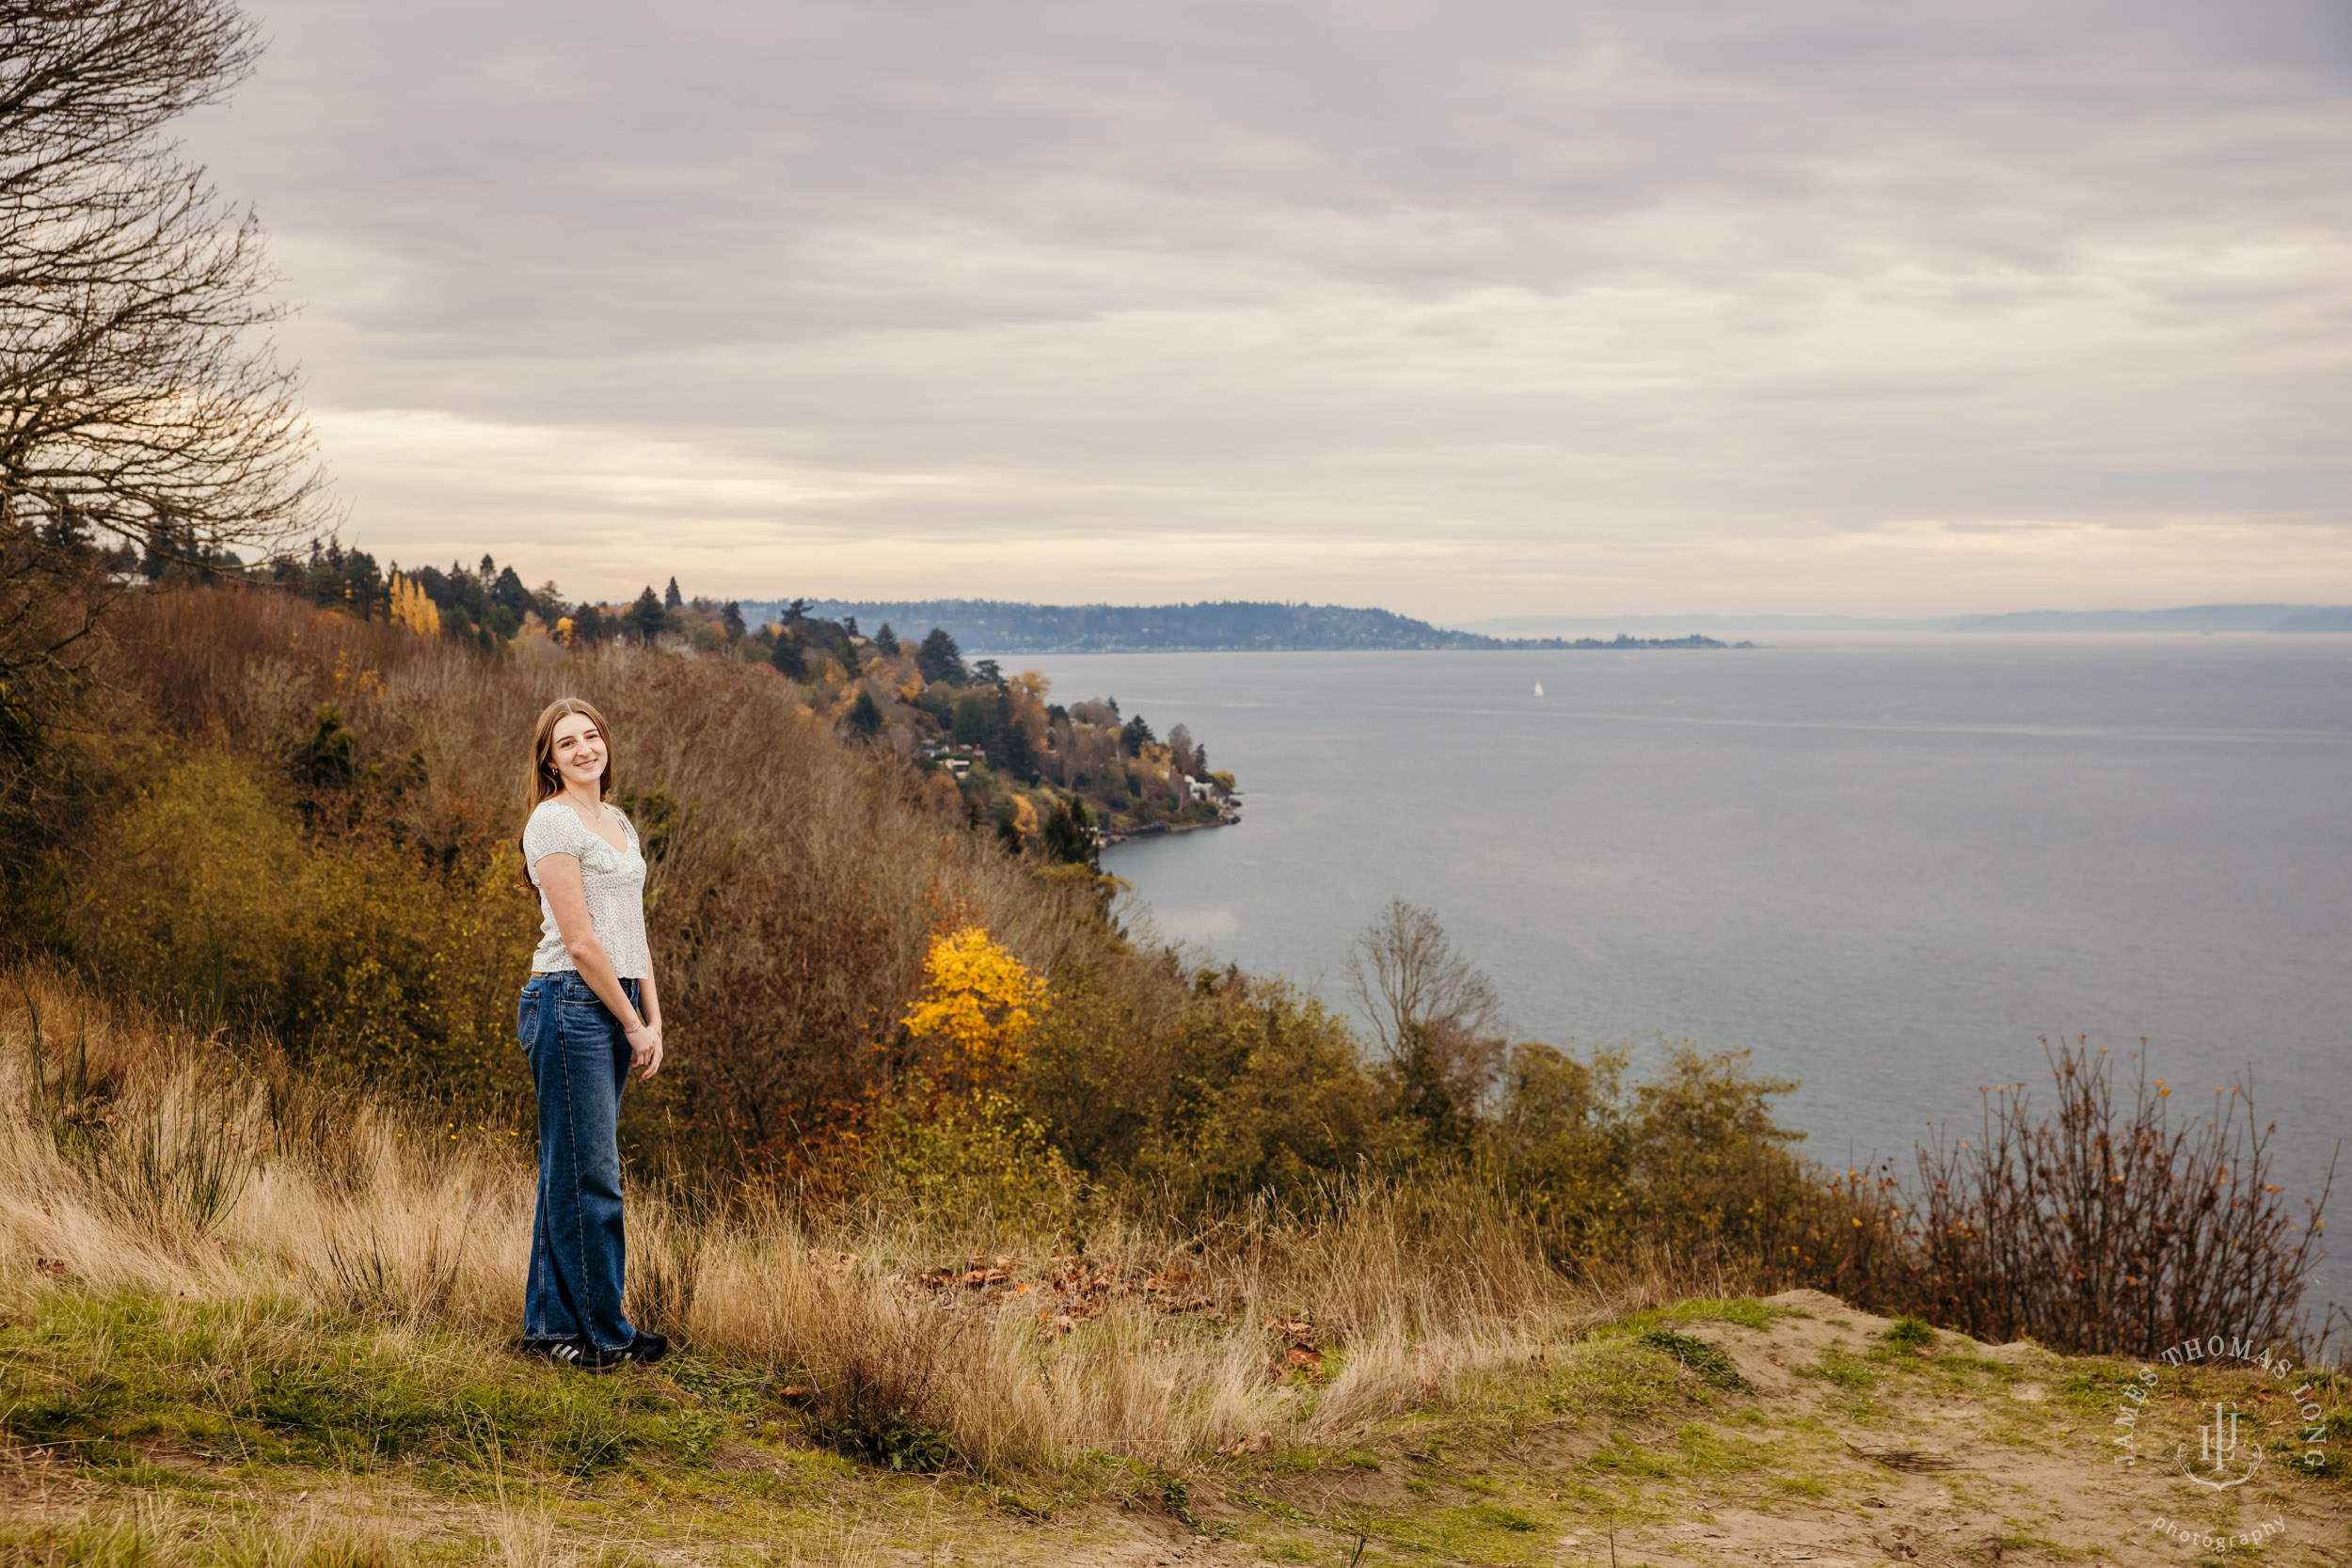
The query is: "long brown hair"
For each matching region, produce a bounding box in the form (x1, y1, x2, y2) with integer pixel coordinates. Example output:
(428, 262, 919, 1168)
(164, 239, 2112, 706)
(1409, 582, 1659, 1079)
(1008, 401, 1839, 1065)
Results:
(517, 697, 617, 888)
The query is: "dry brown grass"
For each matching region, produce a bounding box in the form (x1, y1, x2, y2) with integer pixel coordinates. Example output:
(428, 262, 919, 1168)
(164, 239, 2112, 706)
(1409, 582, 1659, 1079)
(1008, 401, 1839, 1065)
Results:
(0, 962, 1667, 1476)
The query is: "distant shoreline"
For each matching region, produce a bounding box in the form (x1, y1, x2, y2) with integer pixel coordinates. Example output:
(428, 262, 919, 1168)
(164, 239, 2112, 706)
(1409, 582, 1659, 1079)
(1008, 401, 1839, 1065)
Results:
(966, 641, 1755, 656)
(743, 597, 1748, 655)
(1100, 816, 1236, 849)
(971, 637, 1756, 655)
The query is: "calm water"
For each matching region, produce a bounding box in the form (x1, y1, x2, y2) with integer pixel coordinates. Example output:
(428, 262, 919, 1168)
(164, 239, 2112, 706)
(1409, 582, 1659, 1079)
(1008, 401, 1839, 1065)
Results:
(1025, 638, 2352, 1297)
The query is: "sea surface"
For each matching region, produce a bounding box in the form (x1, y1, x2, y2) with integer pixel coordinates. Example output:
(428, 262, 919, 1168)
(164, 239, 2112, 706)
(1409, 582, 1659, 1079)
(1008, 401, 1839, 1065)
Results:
(1023, 638, 2352, 1303)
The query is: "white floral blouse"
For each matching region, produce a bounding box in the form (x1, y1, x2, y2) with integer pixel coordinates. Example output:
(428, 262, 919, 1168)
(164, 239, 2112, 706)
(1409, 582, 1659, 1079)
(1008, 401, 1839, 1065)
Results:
(522, 798, 652, 978)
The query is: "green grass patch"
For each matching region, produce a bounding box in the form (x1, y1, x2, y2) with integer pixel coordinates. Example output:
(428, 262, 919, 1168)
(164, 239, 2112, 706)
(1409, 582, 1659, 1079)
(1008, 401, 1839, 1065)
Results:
(1593, 1295, 1793, 1340)
(1635, 1328, 1753, 1394)
(1543, 1335, 1687, 1420)
(1660, 1296, 1793, 1332)
(1798, 1348, 1882, 1394)
(1882, 1316, 1938, 1354)
(1585, 1433, 1675, 1479)
(1673, 1422, 1770, 1477)
(1464, 1502, 1541, 1531)
(0, 1288, 755, 1483)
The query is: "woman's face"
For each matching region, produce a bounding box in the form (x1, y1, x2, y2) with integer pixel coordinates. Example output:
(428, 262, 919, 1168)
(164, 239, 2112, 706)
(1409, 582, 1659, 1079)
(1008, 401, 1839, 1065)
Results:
(548, 712, 607, 788)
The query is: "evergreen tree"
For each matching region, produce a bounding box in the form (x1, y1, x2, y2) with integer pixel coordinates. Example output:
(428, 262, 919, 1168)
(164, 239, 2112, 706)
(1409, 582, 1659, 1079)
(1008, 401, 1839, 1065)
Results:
(1042, 799, 1099, 872)
(993, 688, 1039, 783)
(872, 622, 898, 656)
(491, 564, 534, 619)
(916, 627, 966, 684)
(411, 564, 458, 610)
(770, 632, 807, 680)
(623, 586, 666, 642)
(950, 690, 993, 748)
(663, 576, 683, 609)
(571, 605, 607, 646)
(721, 600, 747, 641)
(1120, 714, 1155, 753)
(846, 689, 884, 739)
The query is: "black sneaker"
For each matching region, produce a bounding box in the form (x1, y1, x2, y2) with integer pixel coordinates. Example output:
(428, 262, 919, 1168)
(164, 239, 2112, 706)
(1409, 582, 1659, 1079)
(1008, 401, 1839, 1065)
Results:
(548, 1338, 628, 1374)
(623, 1329, 671, 1367)
(513, 1336, 577, 1362)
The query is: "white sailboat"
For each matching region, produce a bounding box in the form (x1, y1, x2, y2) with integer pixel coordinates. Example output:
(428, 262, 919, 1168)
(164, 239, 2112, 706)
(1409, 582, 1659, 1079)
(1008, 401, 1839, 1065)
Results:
(1533, 680, 1545, 697)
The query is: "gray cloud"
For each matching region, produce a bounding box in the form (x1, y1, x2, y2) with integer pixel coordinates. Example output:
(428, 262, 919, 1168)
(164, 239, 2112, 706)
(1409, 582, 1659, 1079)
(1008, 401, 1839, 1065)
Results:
(190, 0, 2352, 610)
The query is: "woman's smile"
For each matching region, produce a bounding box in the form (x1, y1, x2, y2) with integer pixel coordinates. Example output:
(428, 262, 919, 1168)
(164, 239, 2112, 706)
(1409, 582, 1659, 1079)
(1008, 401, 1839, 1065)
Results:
(551, 716, 606, 781)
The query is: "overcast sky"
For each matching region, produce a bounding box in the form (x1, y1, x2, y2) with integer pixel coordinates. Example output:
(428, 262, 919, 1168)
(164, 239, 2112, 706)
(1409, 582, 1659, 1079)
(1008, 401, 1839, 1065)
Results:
(190, 0, 2352, 618)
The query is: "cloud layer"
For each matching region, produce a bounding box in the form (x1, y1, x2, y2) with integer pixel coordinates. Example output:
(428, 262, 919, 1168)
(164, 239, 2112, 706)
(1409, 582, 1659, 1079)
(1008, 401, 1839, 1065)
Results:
(194, 0, 2352, 613)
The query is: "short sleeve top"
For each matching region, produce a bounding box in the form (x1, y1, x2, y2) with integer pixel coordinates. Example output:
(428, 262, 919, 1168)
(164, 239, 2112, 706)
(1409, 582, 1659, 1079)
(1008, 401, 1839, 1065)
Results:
(522, 797, 652, 979)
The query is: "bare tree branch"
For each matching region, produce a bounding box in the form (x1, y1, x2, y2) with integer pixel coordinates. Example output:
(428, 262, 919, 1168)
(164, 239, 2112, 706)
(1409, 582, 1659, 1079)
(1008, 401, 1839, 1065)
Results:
(0, 0, 323, 835)
(1344, 899, 1507, 1139)
(1343, 897, 1502, 1057)
(0, 0, 322, 656)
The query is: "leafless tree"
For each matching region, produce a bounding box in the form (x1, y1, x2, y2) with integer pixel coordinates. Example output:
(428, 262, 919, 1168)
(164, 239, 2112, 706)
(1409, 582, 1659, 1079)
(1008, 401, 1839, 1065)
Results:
(1166, 721, 1195, 775)
(0, 0, 325, 750)
(1344, 899, 1507, 1139)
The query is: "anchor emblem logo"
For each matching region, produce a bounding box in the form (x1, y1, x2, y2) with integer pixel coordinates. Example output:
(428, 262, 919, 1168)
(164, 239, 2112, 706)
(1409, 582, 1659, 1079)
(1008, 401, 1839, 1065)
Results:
(2177, 1401, 2264, 1489)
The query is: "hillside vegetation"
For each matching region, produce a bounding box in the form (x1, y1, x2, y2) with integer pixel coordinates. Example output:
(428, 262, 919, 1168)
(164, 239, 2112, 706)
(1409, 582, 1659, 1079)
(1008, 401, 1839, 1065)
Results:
(244, 548, 1245, 848)
(1, 585, 1864, 1249)
(5, 968, 2350, 1566)
(0, 583, 2343, 1567)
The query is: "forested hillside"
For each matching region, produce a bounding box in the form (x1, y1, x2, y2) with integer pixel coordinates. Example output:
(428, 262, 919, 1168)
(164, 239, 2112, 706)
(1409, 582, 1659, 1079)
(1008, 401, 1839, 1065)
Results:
(208, 549, 1241, 848)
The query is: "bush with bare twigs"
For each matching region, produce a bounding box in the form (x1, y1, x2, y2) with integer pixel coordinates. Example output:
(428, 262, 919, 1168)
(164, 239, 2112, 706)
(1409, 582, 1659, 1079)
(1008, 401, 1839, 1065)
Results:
(1873, 1040, 2333, 1357)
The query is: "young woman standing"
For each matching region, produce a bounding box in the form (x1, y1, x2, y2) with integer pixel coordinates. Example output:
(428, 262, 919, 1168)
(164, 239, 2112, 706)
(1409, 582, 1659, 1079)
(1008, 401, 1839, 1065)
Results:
(515, 696, 671, 1371)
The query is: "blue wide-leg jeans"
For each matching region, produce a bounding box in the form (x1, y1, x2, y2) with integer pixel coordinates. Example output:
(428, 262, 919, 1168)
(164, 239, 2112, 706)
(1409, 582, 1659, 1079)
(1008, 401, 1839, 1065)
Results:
(517, 972, 640, 1351)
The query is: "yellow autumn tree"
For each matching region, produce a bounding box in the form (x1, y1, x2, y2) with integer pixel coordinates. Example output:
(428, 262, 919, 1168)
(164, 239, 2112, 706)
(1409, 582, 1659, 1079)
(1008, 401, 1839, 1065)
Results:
(900, 924, 1047, 1089)
(884, 924, 1073, 1220)
(387, 572, 441, 638)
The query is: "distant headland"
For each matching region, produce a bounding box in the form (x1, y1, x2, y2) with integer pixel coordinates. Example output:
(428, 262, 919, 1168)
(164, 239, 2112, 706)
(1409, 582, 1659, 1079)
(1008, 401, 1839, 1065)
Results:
(739, 598, 1746, 654)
